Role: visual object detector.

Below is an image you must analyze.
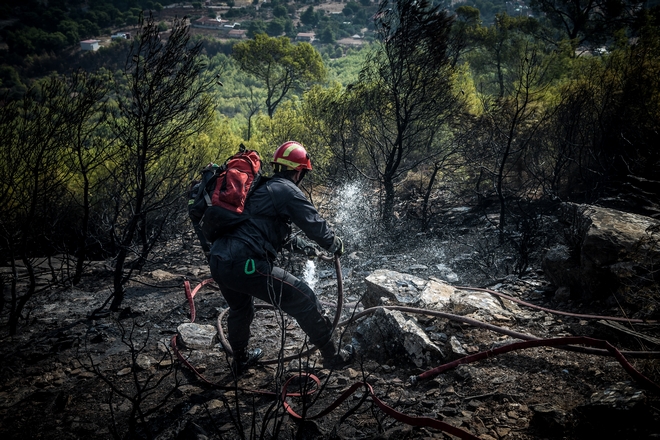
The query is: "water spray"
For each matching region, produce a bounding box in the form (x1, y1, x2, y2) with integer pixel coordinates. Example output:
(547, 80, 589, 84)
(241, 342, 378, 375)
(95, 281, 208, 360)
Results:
(302, 259, 318, 291)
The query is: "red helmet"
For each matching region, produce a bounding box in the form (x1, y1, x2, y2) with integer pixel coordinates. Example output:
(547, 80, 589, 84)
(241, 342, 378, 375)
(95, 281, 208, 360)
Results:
(271, 141, 313, 171)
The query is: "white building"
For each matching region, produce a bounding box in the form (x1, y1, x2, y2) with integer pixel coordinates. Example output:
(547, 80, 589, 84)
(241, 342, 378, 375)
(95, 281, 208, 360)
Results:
(228, 29, 247, 39)
(296, 32, 315, 42)
(80, 39, 100, 51)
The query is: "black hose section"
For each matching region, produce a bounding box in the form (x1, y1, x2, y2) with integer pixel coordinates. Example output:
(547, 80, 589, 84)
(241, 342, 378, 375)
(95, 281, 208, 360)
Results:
(331, 254, 344, 330)
(216, 307, 232, 354)
(216, 254, 344, 365)
(457, 285, 658, 324)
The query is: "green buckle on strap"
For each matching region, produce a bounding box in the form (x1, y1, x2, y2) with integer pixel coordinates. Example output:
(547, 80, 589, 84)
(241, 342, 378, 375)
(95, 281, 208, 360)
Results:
(244, 258, 256, 275)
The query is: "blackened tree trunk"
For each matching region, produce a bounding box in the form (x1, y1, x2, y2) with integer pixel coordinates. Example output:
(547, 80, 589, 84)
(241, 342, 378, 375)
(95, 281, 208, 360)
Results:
(106, 13, 215, 312)
(343, 0, 466, 225)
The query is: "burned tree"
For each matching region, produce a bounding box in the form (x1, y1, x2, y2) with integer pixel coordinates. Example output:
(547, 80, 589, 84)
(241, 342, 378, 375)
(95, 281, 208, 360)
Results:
(61, 70, 111, 286)
(104, 14, 215, 313)
(83, 319, 181, 439)
(344, 0, 465, 225)
(469, 45, 554, 240)
(528, 0, 644, 50)
(0, 77, 83, 334)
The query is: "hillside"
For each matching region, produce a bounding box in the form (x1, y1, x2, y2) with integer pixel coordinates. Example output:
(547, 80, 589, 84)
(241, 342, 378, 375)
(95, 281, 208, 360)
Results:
(1, 202, 658, 440)
(1, 2, 659, 438)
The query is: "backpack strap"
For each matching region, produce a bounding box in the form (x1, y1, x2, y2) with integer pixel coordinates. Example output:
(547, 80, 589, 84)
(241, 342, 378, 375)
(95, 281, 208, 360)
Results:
(203, 189, 213, 207)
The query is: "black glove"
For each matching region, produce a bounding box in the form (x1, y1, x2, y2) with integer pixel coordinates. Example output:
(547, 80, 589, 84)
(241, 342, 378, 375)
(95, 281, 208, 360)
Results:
(328, 235, 344, 257)
(301, 243, 319, 258)
(290, 236, 319, 257)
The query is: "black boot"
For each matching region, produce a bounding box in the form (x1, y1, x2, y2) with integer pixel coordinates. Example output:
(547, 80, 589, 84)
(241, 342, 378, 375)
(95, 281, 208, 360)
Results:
(231, 347, 263, 375)
(319, 340, 354, 370)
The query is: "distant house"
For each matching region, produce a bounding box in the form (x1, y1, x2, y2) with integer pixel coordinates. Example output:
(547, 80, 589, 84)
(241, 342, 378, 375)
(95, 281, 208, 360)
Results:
(227, 29, 247, 39)
(192, 17, 226, 29)
(296, 32, 315, 42)
(80, 39, 100, 51)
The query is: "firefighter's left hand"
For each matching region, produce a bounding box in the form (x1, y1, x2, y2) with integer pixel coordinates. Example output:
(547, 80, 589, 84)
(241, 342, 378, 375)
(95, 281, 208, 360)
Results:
(291, 236, 320, 257)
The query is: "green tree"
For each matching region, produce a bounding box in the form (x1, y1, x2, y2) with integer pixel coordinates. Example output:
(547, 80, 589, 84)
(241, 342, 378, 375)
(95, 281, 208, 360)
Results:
(43, 8, 67, 30)
(343, 1, 360, 16)
(104, 14, 215, 312)
(5, 27, 68, 55)
(282, 18, 294, 36)
(273, 4, 288, 18)
(300, 6, 319, 27)
(302, 82, 362, 182)
(448, 5, 482, 66)
(318, 25, 335, 44)
(266, 19, 285, 36)
(542, 15, 660, 199)
(57, 20, 80, 45)
(0, 66, 26, 97)
(469, 13, 543, 97)
(79, 18, 101, 36)
(233, 33, 327, 117)
(44, 31, 68, 51)
(129, 7, 142, 17)
(247, 19, 267, 38)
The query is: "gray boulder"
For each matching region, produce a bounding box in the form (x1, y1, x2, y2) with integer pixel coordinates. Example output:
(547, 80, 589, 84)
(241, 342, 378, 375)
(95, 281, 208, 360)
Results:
(363, 269, 427, 308)
(542, 245, 579, 290)
(543, 203, 660, 306)
(354, 308, 444, 368)
(177, 323, 218, 349)
(572, 382, 651, 438)
(364, 269, 510, 316)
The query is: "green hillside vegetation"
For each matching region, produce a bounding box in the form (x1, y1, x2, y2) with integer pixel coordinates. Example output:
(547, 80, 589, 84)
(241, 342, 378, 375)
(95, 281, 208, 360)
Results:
(1, 0, 659, 323)
(0, 0, 374, 94)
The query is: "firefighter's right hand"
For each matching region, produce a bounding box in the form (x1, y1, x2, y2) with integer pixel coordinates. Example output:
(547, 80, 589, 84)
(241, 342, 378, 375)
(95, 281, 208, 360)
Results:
(328, 236, 344, 257)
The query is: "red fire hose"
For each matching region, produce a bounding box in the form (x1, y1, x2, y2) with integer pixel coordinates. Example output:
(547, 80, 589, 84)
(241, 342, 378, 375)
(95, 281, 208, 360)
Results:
(175, 257, 660, 440)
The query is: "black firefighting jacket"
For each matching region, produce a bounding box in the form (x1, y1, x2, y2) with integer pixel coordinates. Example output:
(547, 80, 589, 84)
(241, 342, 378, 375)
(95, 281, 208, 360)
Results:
(209, 175, 335, 261)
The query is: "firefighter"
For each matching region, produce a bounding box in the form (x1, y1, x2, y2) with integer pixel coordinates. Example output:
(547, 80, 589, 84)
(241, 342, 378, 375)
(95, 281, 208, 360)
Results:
(209, 141, 352, 375)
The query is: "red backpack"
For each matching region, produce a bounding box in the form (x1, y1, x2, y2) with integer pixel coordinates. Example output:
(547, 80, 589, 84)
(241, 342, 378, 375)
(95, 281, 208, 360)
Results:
(188, 147, 263, 256)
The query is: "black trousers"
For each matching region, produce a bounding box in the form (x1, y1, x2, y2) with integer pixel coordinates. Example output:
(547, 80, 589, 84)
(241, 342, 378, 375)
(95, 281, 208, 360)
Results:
(210, 255, 333, 352)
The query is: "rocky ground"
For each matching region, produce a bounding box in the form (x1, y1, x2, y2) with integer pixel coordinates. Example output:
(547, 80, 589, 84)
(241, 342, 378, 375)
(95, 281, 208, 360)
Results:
(1, 204, 659, 440)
